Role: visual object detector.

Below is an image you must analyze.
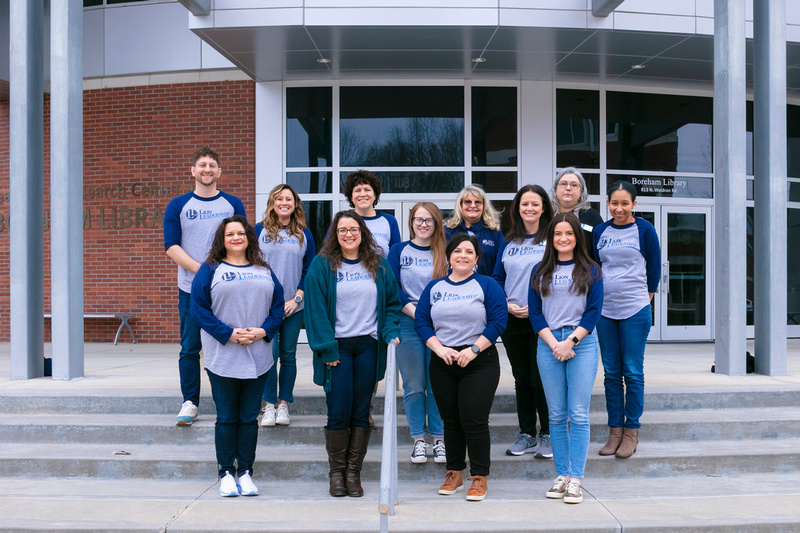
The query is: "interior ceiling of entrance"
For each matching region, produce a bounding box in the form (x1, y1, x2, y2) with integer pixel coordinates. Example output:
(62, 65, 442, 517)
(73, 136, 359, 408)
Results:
(194, 25, 800, 96)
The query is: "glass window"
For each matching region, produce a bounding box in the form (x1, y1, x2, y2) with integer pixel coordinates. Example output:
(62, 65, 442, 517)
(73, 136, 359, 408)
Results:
(340, 87, 464, 167)
(789, 208, 800, 325)
(472, 87, 517, 167)
(302, 201, 332, 254)
(617, 175, 713, 199)
(606, 92, 713, 173)
(339, 171, 463, 194)
(472, 171, 517, 193)
(557, 89, 600, 169)
(287, 172, 332, 194)
(788, 105, 800, 178)
(747, 207, 755, 325)
(287, 87, 332, 168)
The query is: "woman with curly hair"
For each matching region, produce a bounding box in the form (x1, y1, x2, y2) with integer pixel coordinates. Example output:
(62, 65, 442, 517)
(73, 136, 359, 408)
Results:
(305, 210, 402, 498)
(190, 215, 285, 497)
(445, 185, 504, 275)
(255, 184, 315, 427)
(342, 170, 401, 257)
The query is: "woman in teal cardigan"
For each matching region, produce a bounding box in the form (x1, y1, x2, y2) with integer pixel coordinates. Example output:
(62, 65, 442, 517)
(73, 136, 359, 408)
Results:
(305, 210, 402, 498)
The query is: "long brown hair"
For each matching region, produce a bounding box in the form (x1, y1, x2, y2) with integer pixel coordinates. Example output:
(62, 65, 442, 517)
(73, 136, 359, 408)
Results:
(506, 184, 553, 245)
(320, 210, 383, 277)
(409, 202, 448, 279)
(261, 184, 307, 245)
(206, 215, 268, 268)
(531, 213, 599, 297)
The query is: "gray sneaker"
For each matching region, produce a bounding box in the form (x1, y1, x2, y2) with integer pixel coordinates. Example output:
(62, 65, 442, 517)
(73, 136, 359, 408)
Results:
(505, 433, 538, 456)
(535, 434, 553, 458)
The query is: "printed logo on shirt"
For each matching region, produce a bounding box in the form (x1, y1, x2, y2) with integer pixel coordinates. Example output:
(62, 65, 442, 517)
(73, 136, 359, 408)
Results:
(432, 291, 442, 304)
(197, 209, 229, 221)
(482, 238, 496, 248)
(186, 209, 198, 220)
(401, 255, 432, 268)
(401, 256, 414, 267)
(221, 271, 272, 282)
(507, 245, 544, 257)
(596, 237, 637, 251)
(553, 273, 573, 286)
(441, 291, 479, 302)
(221, 271, 237, 282)
(337, 271, 373, 283)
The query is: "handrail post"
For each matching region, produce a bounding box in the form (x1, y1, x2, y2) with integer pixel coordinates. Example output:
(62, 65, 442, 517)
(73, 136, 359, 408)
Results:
(379, 339, 399, 533)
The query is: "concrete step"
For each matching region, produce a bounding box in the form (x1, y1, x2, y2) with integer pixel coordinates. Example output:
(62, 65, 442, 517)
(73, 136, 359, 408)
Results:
(3, 407, 800, 446)
(3, 386, 800, 414)
(1, 438, 798, 481)
(1, 474, 799, 532)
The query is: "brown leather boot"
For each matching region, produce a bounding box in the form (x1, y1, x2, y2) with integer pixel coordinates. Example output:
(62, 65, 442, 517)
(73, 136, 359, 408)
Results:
(615, 428, 639, 458)
(599, 427, 624, 456)
(345, 426, 371, 497)
(324, 428, 350, 497)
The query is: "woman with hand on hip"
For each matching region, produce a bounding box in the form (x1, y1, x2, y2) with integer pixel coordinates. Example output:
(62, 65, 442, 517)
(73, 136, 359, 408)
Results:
(388, 202, 448, 464)
(492, 185, 553, 459)
(528, 213, 603, 504)
(190, 215, 285, 497)
(593, 181, 660, 458)
(342, 170, 401, 257)
(444, 185, 504, 276)
(415, 233, 507, 502)
(304, 210, 402, 498)
(255, 184, 315, 427)
(551, 167, 603, 256)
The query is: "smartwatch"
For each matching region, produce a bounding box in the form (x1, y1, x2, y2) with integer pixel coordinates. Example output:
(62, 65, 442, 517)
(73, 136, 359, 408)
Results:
(470, 344, 481, 354)
(569, 335, 580, 345)
(293, 295, 303, 304)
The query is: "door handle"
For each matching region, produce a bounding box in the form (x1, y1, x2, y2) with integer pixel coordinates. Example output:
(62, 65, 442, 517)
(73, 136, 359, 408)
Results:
(662, 262, 669, 293)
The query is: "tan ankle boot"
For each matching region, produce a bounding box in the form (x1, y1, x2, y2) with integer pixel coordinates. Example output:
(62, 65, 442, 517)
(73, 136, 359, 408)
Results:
(615, 428, 638, 458)
(599, 427, 623, 456)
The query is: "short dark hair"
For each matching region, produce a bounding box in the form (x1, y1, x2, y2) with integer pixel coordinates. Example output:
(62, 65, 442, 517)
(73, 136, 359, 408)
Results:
(608, 180, 637, 201)
(445, 233, 480, 264)
(192, 146, 220, 166)
(343, 170, 381, 207)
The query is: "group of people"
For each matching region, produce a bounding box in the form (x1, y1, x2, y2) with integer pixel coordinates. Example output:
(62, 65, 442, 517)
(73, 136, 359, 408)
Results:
(164, 147, 661, 504)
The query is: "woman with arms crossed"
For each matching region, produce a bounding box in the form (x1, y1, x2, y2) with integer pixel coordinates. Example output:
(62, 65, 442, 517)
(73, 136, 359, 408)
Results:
(528, 213, 603, 504)
(305, 210, 402, 498)
(190, 215, 285, 497)
(255, 184, 315, 427)
(492, 185, 553, 458)
(415, 234, 507, 501)
(593, 181, 660, 458)
(388, 202, 448, 464)
(444, 185, 504, 276)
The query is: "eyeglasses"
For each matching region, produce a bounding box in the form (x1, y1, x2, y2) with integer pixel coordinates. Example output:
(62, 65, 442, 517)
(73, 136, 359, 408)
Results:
(463, 200, 483, 206)
(412, 217, 435, 227)
(337, 227, 361, 236)
(558, 181, 581, 190)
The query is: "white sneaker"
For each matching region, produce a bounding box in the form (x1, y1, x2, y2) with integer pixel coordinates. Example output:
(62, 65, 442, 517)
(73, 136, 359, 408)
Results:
(275, 404, 290, 425)
(237, 471, 259, 496)
(432, 440, 447, 464)
(175, 401, 198, 426)
(261, 404, 276, 427)
(219, 471, 239, 497)
(411, 440, 429, 463)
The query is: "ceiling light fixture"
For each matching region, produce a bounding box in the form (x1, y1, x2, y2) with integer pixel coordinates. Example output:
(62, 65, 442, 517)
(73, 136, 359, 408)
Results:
(317, 58, 331, 64)
(631, 64, 646, 70)
(472, 57, 486, 63)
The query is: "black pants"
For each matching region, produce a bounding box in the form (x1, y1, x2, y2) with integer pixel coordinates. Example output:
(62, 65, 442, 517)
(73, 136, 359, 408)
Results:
(501, 315, 549, 436)
(429, 345, 500, 476)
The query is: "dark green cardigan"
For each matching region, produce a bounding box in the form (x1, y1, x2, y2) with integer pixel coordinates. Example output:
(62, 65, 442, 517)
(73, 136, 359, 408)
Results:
(304, 255, 402, 392)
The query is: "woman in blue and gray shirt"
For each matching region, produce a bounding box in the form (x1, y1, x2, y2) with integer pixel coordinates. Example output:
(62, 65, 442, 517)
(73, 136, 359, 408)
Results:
(191, 215, 285, 498)
(529, 212, 603, 505)
(593, 181, 660, 459)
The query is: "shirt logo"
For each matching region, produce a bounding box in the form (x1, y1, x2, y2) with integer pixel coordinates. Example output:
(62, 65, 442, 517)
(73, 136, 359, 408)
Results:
(186, 209, 198, 220)
(508, 247, 518, 257)
(401, 256, 414, 267)
(553, 273, 573, 286)
(337, 271, 373, 283)
(482, 239, 495, 247)
(432, 291, 442, 304)
(221, 271, 237, 282)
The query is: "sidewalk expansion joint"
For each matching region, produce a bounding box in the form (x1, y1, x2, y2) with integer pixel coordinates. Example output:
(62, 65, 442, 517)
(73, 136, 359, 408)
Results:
(161, 478, 217, 532)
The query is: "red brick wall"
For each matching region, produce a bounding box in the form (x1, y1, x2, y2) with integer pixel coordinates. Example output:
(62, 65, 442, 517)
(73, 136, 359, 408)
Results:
(0, 80, 256, 342)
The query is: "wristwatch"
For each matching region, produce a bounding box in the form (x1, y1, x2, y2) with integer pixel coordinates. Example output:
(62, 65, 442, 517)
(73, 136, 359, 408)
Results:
(293, 295, 303, 304)
(470, 344, 481, 354)
(569, 335, 580, 345)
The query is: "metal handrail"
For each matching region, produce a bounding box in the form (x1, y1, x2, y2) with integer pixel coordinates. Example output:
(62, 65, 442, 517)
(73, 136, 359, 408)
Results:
(379, 339, 399, 533)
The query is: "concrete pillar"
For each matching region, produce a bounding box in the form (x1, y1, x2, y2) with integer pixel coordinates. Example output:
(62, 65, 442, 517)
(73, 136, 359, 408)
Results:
(9, 0, 45, 379)
(50, 0, 85, 379)
(713, 0, 747, 375)
(753, 0, 787, 376)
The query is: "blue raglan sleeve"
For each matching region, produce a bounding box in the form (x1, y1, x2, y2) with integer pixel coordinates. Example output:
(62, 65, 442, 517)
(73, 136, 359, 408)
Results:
(528, 263, 549, 333)
(260, 271, 285, 342)
(387, 214, 402, 249)
(229, 194, 247, 219)
(414, 280, 437, 343)
(253, 222, 264, 237)
(387, 243, 411, 307)
(163, 196, 184, 251)
(578, 266, 604, 332)
(479, 275, 508, 344)
(638, 219, 661, 294)
(491, 240, 509, 292)
(190, 263, 234, 345)
(297, 228, 316, 292)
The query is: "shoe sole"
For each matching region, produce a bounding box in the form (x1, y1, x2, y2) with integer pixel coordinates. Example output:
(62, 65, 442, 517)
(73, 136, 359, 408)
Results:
(546, 491, 566, 499)
(219, 491, 238, 497)
(261, 419, 276, 427)
(564, 496, 583, 504)
(275, 419, 290, 426)
(505, 448, 536, 456)
(411, 456, 428, 464)
(439, 485, 463, 495)
(433, 456, 447, 464)
(237, 486, 259, 496)
(466, 493, 486, 501)
(175, 418, 194, 426)
(535, 452, 553, 459)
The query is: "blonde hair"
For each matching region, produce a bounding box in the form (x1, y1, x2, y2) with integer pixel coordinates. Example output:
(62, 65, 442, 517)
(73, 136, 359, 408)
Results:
(445, 185, 501, 231)
(261, 184, 307, 244)
(409, 202, 448, 279)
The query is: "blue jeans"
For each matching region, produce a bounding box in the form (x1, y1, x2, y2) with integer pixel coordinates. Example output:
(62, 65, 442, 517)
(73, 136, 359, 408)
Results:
(326, 335, 378, 430)
(596, 305, 652, 429)
(207, 370, 268, 478)
(537, 327, 599, 479)
(396, 314, 443, 440)
(263, 309, 303, 404)
(178, 290, 202, 406)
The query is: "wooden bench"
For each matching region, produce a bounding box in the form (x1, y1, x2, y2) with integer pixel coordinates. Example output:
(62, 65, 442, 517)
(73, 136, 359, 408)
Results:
(44, 313, 136, 345)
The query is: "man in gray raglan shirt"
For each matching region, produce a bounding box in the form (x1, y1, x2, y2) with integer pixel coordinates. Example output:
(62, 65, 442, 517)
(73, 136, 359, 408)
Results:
(164, 147, 246, 425)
